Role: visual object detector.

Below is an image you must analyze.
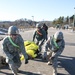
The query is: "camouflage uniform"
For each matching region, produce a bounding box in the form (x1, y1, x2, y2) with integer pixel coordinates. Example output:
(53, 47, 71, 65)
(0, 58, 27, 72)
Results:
(33, 23, 46, 52)
(42, 23, 48, 40)
(2, 26, 28, 75)
(43, 31, 65, 75)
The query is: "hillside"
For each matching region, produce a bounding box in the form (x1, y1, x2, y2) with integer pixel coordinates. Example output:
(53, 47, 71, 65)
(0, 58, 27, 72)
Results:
(0, 19, 52, 29)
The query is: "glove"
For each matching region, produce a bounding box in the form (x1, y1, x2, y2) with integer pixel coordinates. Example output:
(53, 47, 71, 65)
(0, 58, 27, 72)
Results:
(25, 59, 28, 64)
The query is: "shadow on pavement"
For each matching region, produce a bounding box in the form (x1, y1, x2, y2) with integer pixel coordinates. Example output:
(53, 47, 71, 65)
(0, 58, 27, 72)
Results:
(0, 65, 41, 75)
(57, 73, 66, 75)
(32, 57, 47, 63)
(18, 70, 41, 75)
(65, 42, 75, 46)
(0, 65, 13, 75)
(0, 70, 41, 75)
(58, 55, 75, 75)
(1, 55, 75, 75)
(31, 54, 48, 63)
(0, 71, 13, 75)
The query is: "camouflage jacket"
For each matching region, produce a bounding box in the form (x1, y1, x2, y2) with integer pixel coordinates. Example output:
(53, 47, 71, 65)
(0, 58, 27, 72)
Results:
(33, 29, 46, 41)
(2, 34, 28, 62)
(44, 36, 65, 57)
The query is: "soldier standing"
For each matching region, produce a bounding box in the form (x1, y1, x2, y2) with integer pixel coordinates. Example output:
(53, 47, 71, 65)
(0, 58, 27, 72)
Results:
(42, 23, 48, 40)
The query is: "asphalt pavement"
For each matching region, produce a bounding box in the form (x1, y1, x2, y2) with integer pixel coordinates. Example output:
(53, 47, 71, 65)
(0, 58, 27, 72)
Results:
(0, 28, 75, 75)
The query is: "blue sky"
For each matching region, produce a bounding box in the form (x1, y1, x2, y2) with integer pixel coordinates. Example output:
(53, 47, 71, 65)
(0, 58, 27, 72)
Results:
(0, 0, 75, 21)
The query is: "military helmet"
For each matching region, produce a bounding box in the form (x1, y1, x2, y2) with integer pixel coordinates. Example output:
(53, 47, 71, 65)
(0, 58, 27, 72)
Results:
(8, 26, 19, 35)
(36, 23, 41, 28)
(54, 31, 63, 40)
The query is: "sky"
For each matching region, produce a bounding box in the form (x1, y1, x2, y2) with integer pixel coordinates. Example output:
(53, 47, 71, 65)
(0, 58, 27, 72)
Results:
(0, 0, 75, 21)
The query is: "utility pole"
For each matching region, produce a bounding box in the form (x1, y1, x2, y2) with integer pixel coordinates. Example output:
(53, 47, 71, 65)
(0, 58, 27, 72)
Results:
(32, 16, 34, 21)
(69, 17, 70, 26)
(73, 7, 75, 31)
(74, 7, 75, 27)
(32, 16, 34, 26)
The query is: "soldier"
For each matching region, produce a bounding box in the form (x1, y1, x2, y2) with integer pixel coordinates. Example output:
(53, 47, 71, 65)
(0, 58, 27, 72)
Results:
(43, 31, 65, 75)
(2, 26, 29, 75)
(33, 23, 46, 53)
(42, 23, 48, 40)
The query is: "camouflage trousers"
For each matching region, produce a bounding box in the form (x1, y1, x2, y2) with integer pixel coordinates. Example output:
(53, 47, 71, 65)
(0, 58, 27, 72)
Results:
(8, 60, 21, 75)
(35, 40, 44, 52)
(48, 52, 58, 75)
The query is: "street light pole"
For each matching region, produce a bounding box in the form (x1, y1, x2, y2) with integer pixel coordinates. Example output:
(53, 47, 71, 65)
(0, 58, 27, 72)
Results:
(73, 7, 75, 31)
(74, 7, 75, 27)
(69, 16, 70, 26)
(32, 16, 34, 26)
(32, 16, 34, 21)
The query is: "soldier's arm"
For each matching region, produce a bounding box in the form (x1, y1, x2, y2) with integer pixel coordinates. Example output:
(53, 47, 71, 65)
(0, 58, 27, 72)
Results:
(53, 40, 65, 57)
(43, 29, 47, 40)
(2, 39, 13, 59)
(33, 31, 36, 41)
(40, 29, 46, 45)
(18, 35, 28, 60)
(44, 41, 48, 52)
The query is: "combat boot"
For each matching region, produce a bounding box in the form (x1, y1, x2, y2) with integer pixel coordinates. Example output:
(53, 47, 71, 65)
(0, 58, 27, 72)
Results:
(53, 72, 57, 75)
(53, 68, 57, 75)
(47, 61, 52, 65)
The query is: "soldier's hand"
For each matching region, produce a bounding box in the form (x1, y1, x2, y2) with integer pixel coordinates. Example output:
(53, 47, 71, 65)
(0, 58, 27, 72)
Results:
(25, 59, 28, 64)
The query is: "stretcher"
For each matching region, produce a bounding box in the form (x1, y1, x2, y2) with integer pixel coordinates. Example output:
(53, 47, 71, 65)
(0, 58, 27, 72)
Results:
(20, 41, 39, 60)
